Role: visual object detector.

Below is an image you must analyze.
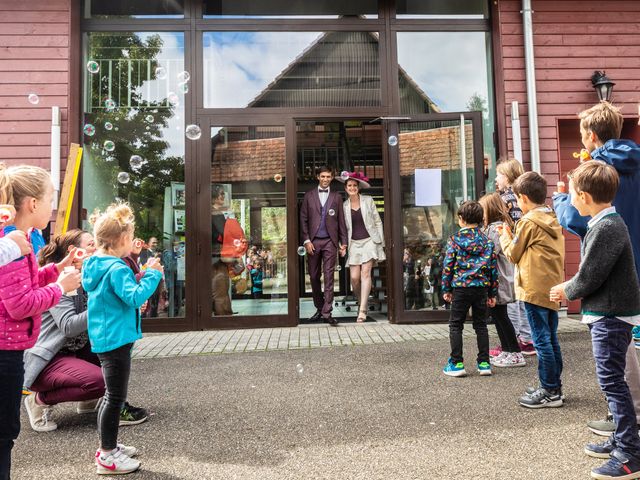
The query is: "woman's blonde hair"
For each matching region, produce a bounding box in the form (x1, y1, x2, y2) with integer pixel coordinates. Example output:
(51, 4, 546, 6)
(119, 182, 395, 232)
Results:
(479, 192, 514, 229)
(0, 164, 52, 209)
(92, 203, 135, 251)
(496, 159, 524, 185)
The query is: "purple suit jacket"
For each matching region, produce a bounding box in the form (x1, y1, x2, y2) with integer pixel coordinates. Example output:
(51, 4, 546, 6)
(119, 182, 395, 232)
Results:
(300, 188, 348, 248)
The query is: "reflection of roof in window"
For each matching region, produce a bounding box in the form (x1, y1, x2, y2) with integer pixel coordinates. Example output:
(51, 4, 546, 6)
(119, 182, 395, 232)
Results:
(245, 31, 439, 112)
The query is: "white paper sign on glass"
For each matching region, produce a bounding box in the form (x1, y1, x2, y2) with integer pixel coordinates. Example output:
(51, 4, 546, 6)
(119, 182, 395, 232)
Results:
(415, 169, 442, 206)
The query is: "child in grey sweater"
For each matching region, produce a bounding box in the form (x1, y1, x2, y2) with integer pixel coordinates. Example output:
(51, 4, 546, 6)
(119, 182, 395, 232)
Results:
(551, 161, 640, 480)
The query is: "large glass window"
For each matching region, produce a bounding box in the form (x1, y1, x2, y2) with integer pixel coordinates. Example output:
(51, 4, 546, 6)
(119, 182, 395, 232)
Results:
(203, 31, 381, 108)
(396, 0, 488, 19)
(203, 0, 378, 18)
(397, 32, 496, 191)
(83, 0, 185, 19)
(82, 32, 187, 318)
(210, 126, 288, 317)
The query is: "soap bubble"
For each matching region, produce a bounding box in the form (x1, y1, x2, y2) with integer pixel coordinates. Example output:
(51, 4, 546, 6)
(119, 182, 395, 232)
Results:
(154, 66, 167, 80)
(83, 123, 96, 136)
(86, 61, 100, 74)
(103, 140, 115, 152)
(185, 124, 202, 141)
(388, 135, 398, 147)
(27, 94, 39, 105)
(145, 115, 154, 123)
(297, 246, 306, 256)
(340, 170, 350, 181)
(145, 126, 150, 131)
(167, 92, 179, 106)
(177, 71, 190, 83)
(178, 82, 189, 94)
(117, 172, 130, 184)
(296, 363, 304, 375)
(104, 98, 116, 111)
(114, 127, 119, 132)
(337, 265, 342, 271)
(233, 239, 241, 247)
(129, 155, 143, 168)
(104, 122, 113, 131)
(273, 174, 283, 183)
(328, 209, 335, 216)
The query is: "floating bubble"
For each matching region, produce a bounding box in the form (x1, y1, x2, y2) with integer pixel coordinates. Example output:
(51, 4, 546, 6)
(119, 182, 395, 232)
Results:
(114, 127, 119, 132)
(337, 265, 342, 271)
(74, 248, 87, 259)
(185, 124, 202, 141)
(0, 208, 13, 223)
(117, 172, 130, 184)
(233, 239, 241, 247)
(178, 82, 189, 94)
(154, 66, 167, 80)
(167, 92, 180, 106)
(328, 209, 335, 216)
(273, 174, 283, 183)
(388, 135, 398, 147)
(177, 71, 190, 83)
(134, 239, 143, 249)
(27, 93, 39, 105)
(103, 140, 115, 152)
(340, 170, 350, 181)
(296, 363, 304, 375)
(83, 123, 96, 137)
(129, 155, 143, 168)
(87, 61, 100, 74)
(145, 126, 150, 131)
(145, 115, 154, 123)
(104, 122, 113, 131)
(104, 98, 116, 111)
(297, 246, 306, 256)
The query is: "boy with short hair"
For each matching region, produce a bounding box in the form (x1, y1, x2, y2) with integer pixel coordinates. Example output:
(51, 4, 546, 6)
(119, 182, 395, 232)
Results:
(499, 172, 565, 408)
(553, 101, 640, 437)
(550, 161, 640, 479)
(441, 201, 498, 378)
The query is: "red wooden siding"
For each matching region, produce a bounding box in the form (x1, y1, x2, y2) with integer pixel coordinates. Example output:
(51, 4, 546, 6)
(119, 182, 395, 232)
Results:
(0, 0, 73, 172)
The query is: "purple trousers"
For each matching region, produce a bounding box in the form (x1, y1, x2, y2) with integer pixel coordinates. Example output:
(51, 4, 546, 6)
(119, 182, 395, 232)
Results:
(307, 237, 337, 318)
(30, 344, 105, 406)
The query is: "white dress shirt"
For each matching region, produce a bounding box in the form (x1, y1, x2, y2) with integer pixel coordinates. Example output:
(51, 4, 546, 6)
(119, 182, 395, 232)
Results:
(318, 186, 330, 207)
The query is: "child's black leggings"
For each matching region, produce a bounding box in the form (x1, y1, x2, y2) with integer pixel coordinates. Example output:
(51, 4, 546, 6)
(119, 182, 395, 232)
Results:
(97, 343, 132, 451)
(491, 304, 521, 353)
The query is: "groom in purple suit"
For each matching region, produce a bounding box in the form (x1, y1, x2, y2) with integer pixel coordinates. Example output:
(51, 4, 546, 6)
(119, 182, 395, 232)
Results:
(300, 166, 348, 326)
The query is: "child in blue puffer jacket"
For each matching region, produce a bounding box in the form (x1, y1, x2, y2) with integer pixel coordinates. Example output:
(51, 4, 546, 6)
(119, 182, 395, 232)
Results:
(553, 101, 640, 438)
(441, 200, 498, 378)
(82, 203, 163, 476)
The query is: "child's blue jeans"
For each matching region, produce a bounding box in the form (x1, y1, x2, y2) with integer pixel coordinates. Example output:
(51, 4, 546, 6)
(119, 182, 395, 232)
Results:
(590, 317, 640, 459)
(524, 303, 563, 390)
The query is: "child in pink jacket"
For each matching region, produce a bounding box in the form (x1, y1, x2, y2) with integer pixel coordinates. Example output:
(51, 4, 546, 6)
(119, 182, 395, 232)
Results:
(0, 165, 81, 480)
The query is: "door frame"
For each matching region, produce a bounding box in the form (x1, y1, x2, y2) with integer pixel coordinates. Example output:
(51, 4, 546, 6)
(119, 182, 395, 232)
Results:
(385, 111, 485, 324)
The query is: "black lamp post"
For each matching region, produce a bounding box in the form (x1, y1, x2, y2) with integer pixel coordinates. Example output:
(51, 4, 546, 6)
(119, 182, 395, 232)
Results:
(591, 70, 615, 102)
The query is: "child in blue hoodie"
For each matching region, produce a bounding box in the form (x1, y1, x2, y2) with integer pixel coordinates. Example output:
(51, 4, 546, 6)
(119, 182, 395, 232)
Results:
(553, 101, 640, 436)
(441, 201, 498, 377)
(82, 203, 163, 476)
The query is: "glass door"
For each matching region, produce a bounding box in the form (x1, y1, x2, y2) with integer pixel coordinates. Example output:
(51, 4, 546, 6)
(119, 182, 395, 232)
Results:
(387, 113, 484, 323)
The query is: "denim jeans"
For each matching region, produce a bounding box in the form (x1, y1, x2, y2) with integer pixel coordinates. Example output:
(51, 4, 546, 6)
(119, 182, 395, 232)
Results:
(524, 303, 563, 390)
(97, 344, 133, 451)
(590, 318, 640, 459)
(0, 351, 24, 480)
(449, 287, 489, 364)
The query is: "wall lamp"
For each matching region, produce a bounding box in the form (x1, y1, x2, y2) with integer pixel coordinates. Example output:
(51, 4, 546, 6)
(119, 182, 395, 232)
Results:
(591, 70, 615, 102)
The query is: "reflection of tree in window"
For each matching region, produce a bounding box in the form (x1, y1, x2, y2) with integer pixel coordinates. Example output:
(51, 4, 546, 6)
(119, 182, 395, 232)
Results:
(84, 33, 185, 240)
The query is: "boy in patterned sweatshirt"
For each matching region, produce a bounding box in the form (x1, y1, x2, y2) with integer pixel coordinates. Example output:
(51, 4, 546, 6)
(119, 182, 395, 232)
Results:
(441, 201, 498, 378)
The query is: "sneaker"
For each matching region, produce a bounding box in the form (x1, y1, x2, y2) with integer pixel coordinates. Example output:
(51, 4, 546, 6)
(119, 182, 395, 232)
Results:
(493, 352, 527, 368)
(477, 361, 492, 376)
(519, 387, 563, 409)
(489, 345, 502, 358)
(120, 402, 148, 426)
(632, 325, 640, 340)
(585, 436, 615, 459)
(443, 359, 467, 377)
(24, 394, 57, 432)
(117, 444, 139, 458)
(490, 351, 507, 366)
(77, 397, 102, 414)
(519, 340, 537, 356)
(588, 414, 617, 437)
(591, 449, 640, 480)
(95, 448, 140, 475)
(525, 385, 566, 400)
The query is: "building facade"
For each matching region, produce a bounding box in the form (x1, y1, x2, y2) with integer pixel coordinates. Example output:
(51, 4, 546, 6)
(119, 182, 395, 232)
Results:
(1, 0, 638, 329)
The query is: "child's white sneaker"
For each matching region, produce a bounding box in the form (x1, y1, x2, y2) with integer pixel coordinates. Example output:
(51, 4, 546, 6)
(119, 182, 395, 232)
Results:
(493, 352, 526, 368)
(95, 448, 140, 475)
(24, 394, 57, 432)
